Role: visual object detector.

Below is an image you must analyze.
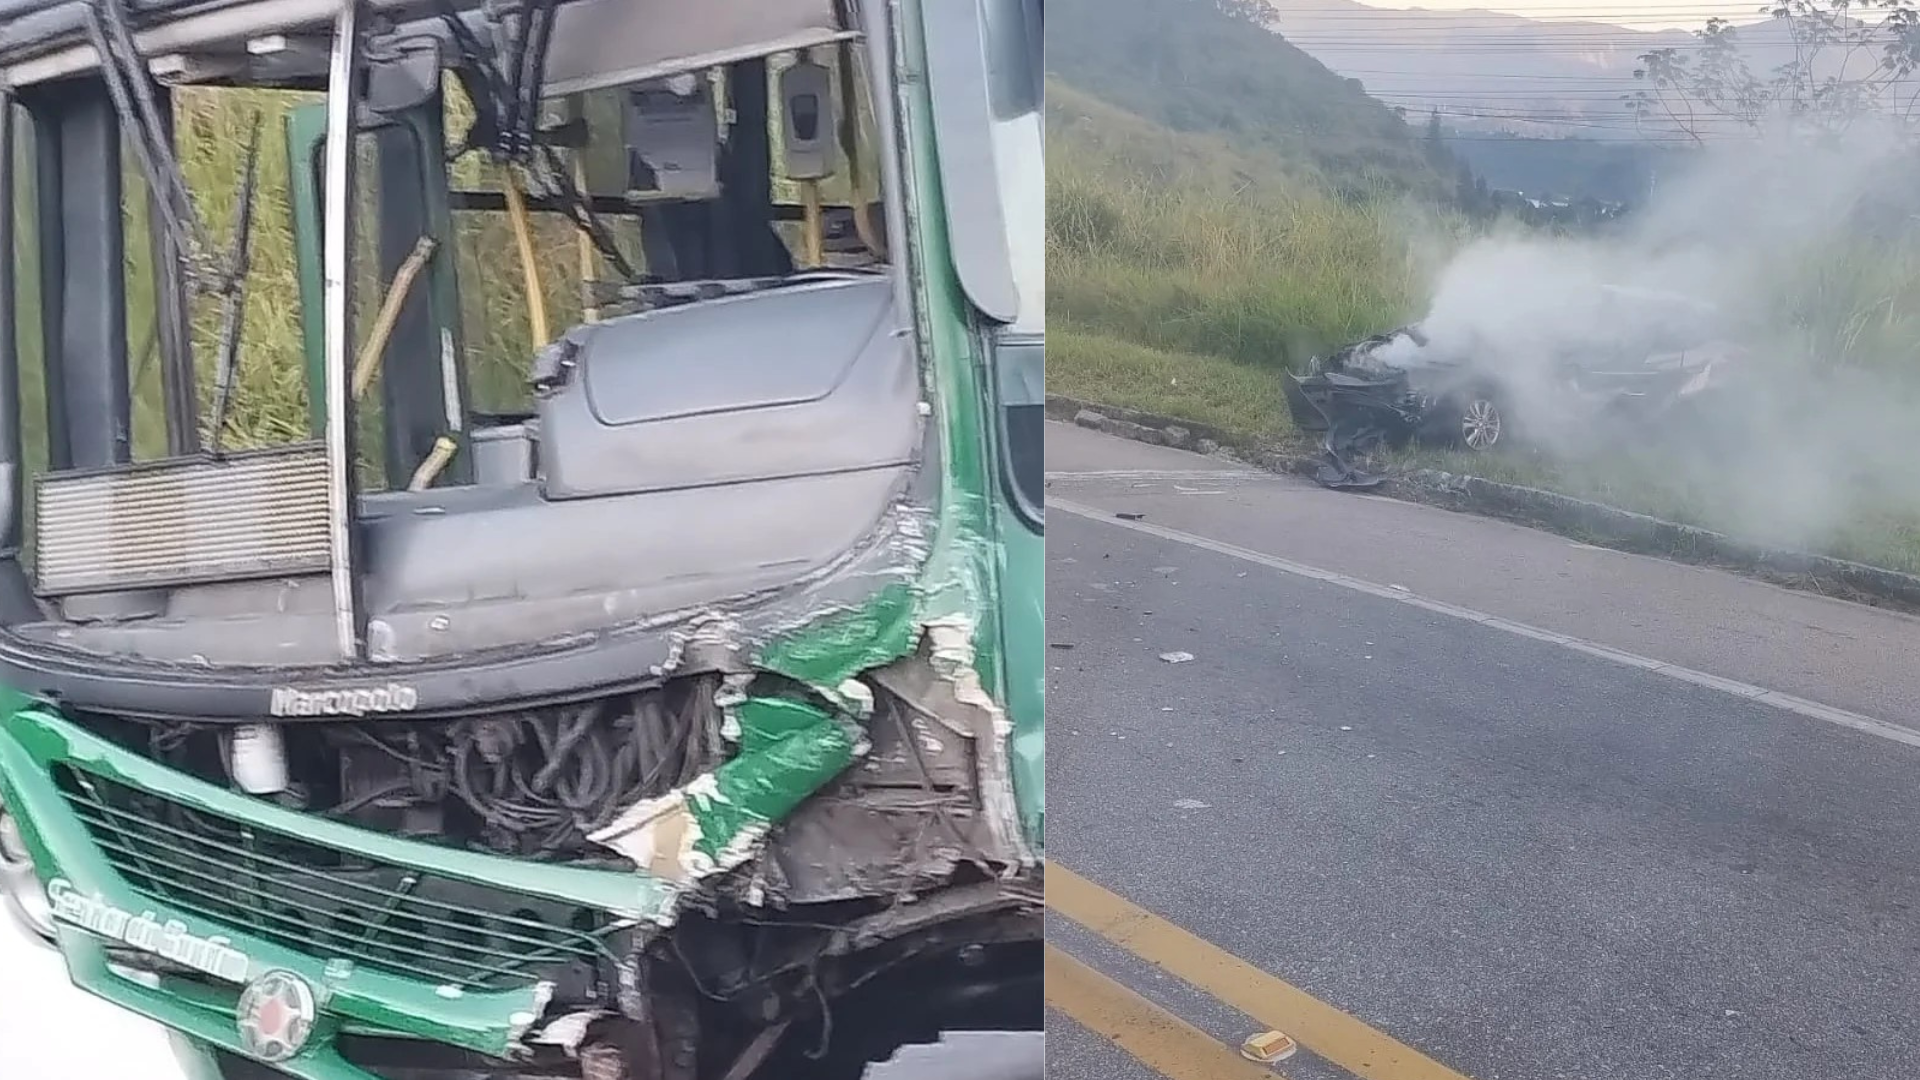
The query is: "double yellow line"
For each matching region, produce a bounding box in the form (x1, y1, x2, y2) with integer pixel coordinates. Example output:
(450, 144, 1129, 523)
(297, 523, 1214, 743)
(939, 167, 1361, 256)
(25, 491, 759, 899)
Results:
(1046, 864, 1474, 1080)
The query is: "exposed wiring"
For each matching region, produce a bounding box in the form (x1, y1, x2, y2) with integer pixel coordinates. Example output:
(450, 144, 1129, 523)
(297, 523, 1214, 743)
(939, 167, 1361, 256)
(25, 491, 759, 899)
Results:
(434, 0, 635, 280)
(331, 680, 724, 857)
(533, 143, 639, 282)
(805, 971, 834, 1060)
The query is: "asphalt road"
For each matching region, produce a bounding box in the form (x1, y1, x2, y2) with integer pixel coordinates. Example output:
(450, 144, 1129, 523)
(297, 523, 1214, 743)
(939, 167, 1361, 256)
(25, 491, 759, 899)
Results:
(1044, 421, 1920, 1080)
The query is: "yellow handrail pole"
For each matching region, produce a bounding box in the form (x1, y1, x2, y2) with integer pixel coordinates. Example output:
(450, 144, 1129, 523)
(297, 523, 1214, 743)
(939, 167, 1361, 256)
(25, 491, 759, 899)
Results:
(504, 173, 551, 344)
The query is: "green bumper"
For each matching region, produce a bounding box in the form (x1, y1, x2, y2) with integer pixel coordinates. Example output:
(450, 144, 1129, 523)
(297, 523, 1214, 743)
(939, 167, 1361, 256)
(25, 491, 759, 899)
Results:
(0, 702, 679, 1079)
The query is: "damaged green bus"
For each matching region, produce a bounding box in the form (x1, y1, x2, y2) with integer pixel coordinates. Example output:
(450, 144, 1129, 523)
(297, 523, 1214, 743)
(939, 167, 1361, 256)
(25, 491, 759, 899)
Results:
(0, 0, 1044, 1077)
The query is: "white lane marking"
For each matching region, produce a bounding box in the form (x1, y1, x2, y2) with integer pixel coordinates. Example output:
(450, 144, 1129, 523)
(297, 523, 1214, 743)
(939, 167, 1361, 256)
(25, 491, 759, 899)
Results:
(1050, 497, 1920, 752)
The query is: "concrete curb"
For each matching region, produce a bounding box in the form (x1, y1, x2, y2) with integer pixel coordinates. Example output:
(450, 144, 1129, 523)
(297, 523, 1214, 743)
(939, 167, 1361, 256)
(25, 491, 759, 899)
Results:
(1042, 396, 1244, 457)
(1047, 393, 1920, 613)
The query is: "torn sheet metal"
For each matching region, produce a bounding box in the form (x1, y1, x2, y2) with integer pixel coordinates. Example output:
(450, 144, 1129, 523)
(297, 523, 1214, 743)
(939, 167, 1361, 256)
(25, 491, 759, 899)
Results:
(926, 616, 1027, 867)
(529, 1009, 612, 1055)
(694, 698, 858, 871)
(872, 622, 1033, 871)
(1284, 368, 1414, 490)
(590, 696, 857, 889)
(754, 582, 922, 708)
(504, 980, 557, 1056)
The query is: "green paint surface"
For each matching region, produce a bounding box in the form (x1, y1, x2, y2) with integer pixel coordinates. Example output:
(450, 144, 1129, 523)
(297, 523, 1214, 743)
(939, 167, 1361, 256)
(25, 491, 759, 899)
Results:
(691, 698, 856, 864)
(890, 0, 1045, 849)
(757, 582, 922, 692)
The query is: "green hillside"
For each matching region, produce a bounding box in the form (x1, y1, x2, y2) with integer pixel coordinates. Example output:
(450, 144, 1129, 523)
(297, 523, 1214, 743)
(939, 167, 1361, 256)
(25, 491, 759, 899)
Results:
(1041, 0, 1456, 433)
(1046, 79, 1445, 436)
(1045, 0, 1448, 200)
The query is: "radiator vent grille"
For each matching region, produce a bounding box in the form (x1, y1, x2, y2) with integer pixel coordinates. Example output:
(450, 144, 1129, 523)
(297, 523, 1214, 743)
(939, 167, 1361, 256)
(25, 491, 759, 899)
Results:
(34, 444, 332, 595)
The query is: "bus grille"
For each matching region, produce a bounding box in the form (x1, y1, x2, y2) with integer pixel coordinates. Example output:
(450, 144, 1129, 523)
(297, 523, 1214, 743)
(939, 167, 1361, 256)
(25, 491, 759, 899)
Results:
(55, 765, 623, 992)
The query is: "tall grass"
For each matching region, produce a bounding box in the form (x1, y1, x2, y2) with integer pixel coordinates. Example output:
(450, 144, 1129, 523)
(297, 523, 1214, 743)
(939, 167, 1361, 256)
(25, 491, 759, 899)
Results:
(1757, 231, 1920, 376)
(1047, 330, 1290, 440)
(13, 84, 632, 474)
(1047, 81, 1445, 377)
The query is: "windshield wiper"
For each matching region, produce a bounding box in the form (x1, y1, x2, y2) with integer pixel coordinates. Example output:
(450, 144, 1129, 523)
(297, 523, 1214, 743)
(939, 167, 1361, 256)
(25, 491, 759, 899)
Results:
(84, 0, 218, 286)
(206, 115, 264, 459)
(85, 0, 257, 455)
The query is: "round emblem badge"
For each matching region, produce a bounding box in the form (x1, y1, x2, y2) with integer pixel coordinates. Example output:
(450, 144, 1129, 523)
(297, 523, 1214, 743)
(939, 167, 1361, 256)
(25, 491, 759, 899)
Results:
(234, 969, 317, 1062)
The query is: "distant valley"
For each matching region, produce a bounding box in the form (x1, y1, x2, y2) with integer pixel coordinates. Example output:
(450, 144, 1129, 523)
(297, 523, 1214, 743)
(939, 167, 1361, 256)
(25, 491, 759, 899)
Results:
(1264, 0, 1901, 140)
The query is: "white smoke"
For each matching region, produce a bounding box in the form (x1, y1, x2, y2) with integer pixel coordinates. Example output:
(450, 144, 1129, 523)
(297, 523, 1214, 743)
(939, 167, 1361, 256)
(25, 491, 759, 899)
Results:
(1400, 120, 1920, 556)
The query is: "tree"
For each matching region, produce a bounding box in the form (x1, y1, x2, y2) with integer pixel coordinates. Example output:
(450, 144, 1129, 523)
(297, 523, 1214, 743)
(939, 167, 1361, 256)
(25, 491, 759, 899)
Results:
(1455, 160, 1480, 214)
(1208, 0, 1272, 25)
(1629, 0, 1920, 141)
(1425, 109, 1444, 153)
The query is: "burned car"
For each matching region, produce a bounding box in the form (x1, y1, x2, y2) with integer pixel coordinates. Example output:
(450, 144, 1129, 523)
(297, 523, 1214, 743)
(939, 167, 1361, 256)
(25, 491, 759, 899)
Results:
(1286, 285, 1746, 487)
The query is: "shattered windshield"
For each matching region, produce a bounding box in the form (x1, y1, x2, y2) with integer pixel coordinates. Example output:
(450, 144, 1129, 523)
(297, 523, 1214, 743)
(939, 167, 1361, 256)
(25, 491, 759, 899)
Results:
(9, 20, 891, 501)
(437, 46, 890, 415)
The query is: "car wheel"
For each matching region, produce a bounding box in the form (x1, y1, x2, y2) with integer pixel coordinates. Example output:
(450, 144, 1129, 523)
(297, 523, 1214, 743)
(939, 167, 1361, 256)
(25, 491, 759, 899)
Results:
(1459, 396, 1503, 451)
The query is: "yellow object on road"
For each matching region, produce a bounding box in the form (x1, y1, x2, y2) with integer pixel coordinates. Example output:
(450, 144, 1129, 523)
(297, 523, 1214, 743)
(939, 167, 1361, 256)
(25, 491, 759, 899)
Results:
(1243, 1031, 1299, 1064)
(1045, 944, 1287, 1080)
(1047, 862, 1474, 1080)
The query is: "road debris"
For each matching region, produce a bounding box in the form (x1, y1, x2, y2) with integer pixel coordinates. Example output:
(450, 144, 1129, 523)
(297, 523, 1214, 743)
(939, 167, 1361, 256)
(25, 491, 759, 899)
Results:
(1116, 511, 1147, 520)
(1172, 799, 1210, 810)
(1159, 651, 1196, 664)
(1242, 1030, 1298, 1064)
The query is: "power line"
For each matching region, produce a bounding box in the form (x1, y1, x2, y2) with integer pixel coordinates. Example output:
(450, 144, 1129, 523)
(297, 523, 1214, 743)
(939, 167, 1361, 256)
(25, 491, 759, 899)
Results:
(1366, 86, 1920, 98)
(1266, 14, 1770, 26)
(1277, 32, 1870, 43)
(1327, 67, 1879, 80)
(1269, 1, 1781, 10)
(1263, 1, 1833, 15)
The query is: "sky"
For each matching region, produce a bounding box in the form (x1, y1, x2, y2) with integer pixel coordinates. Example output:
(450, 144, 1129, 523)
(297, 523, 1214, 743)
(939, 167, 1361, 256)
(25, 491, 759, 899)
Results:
(1345, 0, 1771, 30)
